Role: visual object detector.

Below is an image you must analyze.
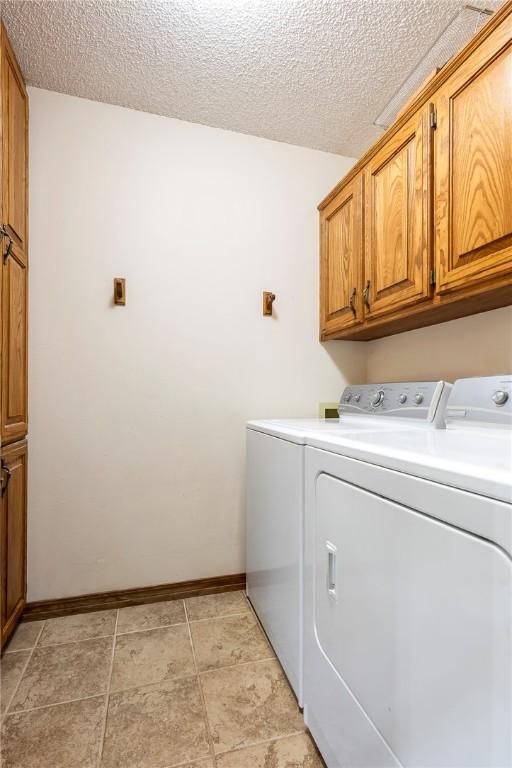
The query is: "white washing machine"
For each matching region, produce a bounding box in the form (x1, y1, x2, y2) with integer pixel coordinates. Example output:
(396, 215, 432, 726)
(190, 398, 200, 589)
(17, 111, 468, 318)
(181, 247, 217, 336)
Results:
(303, 375, 512, 768)
(246, 380, 451, 706)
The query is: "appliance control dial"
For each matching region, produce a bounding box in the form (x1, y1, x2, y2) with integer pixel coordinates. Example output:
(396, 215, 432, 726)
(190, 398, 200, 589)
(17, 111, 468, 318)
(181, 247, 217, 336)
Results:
(414, 393, 424, 405)
(492, 390, 509, 406)
(371, 390, 385, 407)
(344, 392, 352, 402)
(354, 393, 361, 402)
(399, 393, 407, 404)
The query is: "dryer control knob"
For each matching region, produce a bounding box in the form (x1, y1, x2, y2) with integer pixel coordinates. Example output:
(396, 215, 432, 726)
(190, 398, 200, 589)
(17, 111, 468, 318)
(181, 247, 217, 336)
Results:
(344, 393, 352, 402)
(399, 393, 407, 404)
(371, 390, 384, 407)
(492, 390, 509, 406)
(414, 393, 424, 405)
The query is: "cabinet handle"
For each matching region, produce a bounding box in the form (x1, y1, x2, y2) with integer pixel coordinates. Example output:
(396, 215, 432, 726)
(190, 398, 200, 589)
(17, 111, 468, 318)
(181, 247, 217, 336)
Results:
(363, 280, 371, 309)
(1, 461, 11, 498)
(0, 224, 13, 263)
(3, 238, 13, 262)
(349, 287, 357, 315)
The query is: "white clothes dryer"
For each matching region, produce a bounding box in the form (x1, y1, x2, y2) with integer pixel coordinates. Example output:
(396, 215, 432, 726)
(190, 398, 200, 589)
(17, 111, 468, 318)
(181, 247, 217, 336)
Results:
(303, 375, 512, 768)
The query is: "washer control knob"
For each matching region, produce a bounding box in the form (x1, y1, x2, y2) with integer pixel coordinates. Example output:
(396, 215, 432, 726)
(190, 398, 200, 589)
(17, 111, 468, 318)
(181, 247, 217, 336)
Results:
(344, 392, 352, 402)
(399, 393, 407, 404)
(492, 390, 509, 406)
(354, 393, 361, 402)
(371, 390, 385, 407)
(414, 393, 424, 405)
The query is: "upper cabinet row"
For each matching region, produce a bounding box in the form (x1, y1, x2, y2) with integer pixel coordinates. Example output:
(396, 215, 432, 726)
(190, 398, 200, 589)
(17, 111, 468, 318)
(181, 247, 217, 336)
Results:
(320, 2, 512, 341)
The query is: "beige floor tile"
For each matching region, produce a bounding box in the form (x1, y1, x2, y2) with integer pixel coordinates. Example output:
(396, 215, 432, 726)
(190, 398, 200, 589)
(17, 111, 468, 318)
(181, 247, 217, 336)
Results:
(179, 760, 215, 768)
(1, 695, 106, 767)
(215, 733, 324, 767)
(200, 659, 304, 754)
(10, 637, 113, 712)
(4, 621, 44, 652)
(191, 613, 273, 671)
(110, 624, 194, 692)
(185, 591, 250, 622)
(116, 599, 185, 634)
(101, 677, 210, 768)
(39, 610, 117, 646)
(1, 651, 30, 716)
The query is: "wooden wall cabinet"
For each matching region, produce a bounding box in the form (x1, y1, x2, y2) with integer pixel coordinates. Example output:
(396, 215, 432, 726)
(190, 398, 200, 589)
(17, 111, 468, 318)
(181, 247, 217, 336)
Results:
(1, 440, 27, 645)
(320, 174, 363, 335)
(364, 105, 433, 319)
(0, 22, 28, 650)
(435, 20, 512, 296)
(1, 23, 28, 444)
(320, 2, 512, 341)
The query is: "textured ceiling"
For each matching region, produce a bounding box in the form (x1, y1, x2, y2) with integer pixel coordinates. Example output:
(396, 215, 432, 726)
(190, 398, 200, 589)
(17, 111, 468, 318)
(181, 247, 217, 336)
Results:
(1, 0, 503, 156)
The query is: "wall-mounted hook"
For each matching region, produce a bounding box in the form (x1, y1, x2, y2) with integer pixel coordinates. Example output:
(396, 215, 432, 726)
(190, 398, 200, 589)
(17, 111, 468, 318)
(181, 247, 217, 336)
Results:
(113, 278, 126, 306)
(262, 291, 276, 316)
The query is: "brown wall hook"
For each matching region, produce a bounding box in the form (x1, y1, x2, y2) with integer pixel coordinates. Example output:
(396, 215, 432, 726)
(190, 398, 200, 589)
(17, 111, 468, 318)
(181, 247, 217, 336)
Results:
(262, 291, 276, 316)
(114, 278, 126, 306)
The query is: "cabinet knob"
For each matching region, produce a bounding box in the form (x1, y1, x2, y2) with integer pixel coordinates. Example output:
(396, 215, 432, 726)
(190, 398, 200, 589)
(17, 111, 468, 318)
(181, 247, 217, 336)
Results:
(349, 287, 357, 315)
(1, 461, 11, 498)
(363, 280, 371, 309)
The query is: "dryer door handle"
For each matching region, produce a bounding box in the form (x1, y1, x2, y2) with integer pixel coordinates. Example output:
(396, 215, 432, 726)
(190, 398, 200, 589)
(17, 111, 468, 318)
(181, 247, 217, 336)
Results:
(326, 541, 337, 600)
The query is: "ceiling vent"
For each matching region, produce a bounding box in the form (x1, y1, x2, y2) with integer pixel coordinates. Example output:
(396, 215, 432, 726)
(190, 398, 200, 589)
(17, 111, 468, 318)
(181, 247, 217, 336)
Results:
(374, 4, 493, 130)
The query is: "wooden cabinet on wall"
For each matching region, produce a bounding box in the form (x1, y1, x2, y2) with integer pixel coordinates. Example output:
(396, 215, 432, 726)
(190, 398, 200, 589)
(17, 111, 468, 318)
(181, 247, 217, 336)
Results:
(364, 105, 433, 319)
(1, 440, 27, 645)
(320, 174, 364, 335)
(319, 1, 512, 341)
(0, 22, 28, 649)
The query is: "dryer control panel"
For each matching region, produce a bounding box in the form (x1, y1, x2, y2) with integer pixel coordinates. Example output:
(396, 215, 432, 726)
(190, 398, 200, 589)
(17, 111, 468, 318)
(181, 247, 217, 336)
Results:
(446, 374, 512, 428)
(339, 381, 450, 424)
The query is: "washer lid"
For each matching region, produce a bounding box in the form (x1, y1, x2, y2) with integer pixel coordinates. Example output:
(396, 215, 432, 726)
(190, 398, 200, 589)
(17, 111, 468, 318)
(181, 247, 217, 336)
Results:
(246, 417, 424, 445)
(306, 428, 512, 503)
(246, 418, 342, 444)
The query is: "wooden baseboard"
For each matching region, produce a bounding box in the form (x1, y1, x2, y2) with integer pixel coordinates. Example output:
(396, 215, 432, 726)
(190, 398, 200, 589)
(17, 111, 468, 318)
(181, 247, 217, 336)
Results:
(22, 572, 246, 622)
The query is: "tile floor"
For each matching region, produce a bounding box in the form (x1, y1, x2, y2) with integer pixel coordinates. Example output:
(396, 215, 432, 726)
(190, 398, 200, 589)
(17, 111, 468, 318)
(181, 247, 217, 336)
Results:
(0, 590, 324, 768)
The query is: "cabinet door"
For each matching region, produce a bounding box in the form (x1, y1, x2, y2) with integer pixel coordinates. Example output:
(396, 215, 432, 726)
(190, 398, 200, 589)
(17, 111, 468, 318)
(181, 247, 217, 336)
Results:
(1, 241, 28, 443)
(435, 22, 512, 294)
(1, 440, 27, 648)
(1, 24, 28, 445)
(364, 106, 433, 319)
(1, 25, 28, 253)
(320, 174, 363, 337)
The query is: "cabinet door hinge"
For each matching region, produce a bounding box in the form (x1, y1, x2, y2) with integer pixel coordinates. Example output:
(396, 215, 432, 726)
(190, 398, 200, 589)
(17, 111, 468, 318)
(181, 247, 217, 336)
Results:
(429, 268, 436, 286)
(429, 107, 437, 130)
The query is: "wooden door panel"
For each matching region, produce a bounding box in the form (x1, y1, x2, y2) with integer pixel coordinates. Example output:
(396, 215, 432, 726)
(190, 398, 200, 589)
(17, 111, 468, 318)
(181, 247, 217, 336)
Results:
(435, 28, 512, 293)
(320, 174, 363, 336)
(2, 27, 28, 250)
(365, 106, 432, 319)
(1, 440, 27, 647)
(1, 242, 28, 443)
(374, 141, 411, 292)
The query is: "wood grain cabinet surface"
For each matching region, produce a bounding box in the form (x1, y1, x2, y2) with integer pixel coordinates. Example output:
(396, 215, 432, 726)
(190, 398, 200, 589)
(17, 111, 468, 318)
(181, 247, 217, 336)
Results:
(434, 19, 512, 296)
(319, 1, 512, 341)
(0, 439, 27, 647)
(320, 173, 364, 335)
(1, 23, 28, 443)
(0, 22, 28, 650)
(364, 106, 433, 319)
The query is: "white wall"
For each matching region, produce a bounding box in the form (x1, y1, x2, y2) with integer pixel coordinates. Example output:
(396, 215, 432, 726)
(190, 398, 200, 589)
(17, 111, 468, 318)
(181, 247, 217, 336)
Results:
(28, 87, 363, 601)
(366, 307, 512, 383)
